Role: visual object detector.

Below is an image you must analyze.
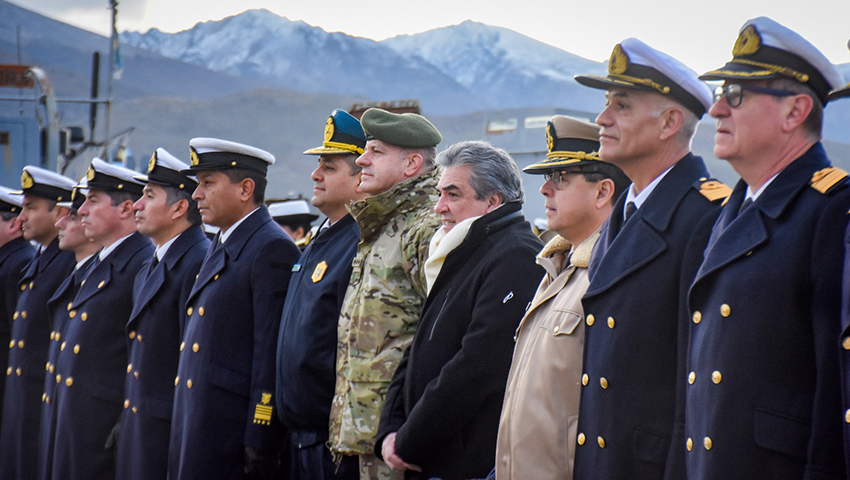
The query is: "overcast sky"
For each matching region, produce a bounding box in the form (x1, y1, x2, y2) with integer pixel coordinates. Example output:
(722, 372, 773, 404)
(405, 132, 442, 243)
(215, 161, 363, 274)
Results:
(12, 0, 850, 74)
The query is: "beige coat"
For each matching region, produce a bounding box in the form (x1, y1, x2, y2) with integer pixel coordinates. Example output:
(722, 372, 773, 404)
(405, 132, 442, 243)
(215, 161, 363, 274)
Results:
(495, 231, 598, 480)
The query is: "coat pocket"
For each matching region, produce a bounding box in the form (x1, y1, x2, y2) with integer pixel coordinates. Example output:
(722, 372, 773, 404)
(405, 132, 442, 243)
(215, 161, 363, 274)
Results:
(754, 407, 810, 459)
(207, 363, 250, 398)
(540, 309, 582, 336)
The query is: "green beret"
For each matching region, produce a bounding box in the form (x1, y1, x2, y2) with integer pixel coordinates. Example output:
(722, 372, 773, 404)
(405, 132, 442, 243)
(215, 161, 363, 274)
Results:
(360, 108, 442, 148)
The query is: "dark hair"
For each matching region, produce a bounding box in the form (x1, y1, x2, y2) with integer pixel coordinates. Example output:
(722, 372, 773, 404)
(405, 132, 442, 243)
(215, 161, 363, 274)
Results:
(163, 185, 202, 226)
(0, 211, 17, 221)
(277, 220, 312, 235)
(107, 190, 141, 207)
(222, 168, 267, 205)
(578, 162, 631, 205)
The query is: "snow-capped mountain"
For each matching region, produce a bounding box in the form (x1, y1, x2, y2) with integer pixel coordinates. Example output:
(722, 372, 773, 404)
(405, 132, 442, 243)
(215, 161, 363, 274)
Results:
(120, 10, 608, 114)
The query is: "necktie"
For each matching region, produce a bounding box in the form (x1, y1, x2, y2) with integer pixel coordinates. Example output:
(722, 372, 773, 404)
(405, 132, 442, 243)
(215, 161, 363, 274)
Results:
(738, 197, 753, 215)
(624, 202, 637, 223)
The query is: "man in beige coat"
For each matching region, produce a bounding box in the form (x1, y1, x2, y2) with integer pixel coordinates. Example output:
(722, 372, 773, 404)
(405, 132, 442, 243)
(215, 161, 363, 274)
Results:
(495, 116, 629, 480)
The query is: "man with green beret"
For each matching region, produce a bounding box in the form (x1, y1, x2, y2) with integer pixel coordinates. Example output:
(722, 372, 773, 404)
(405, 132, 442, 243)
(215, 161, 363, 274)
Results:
(327, 108, 442, 480)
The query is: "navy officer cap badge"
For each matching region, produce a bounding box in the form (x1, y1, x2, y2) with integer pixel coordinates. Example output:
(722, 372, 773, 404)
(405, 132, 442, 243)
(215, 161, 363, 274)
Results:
(185, 138, 275, 176)
(524, 116, 604, 173)
(58, 177, 88, 213)
(16, 166, 76, 202)
(575, 38, 713, 118)
(79, 158, 145, 197)
(701, 17, 844, 105)
(134, 148, 197, 191)
(0, 186, 23, 214)
(304, 109, 367, 156)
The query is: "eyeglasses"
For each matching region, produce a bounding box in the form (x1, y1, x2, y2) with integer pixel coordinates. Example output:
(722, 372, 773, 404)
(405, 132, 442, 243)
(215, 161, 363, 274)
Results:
(542, 170, 583, 189)
(713, 84, 796, 108)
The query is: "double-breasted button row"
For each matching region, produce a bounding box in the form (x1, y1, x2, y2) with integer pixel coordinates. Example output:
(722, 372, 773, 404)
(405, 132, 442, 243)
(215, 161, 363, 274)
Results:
(686, 437, 713, 451)
(12, 311, 26, 320)
(576, 433, 605, 448)
(692, 304, 732, 325)
(581, 373, 608, 389)
(187, 306, 206, 317)
(585, 314, 617, 329)
(687, 371, 723, 384)
(9, 339, 24, 349)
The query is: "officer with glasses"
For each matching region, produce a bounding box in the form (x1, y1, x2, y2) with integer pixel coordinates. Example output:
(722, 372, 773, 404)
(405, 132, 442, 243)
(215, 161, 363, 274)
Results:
(685, 17, 850, 479)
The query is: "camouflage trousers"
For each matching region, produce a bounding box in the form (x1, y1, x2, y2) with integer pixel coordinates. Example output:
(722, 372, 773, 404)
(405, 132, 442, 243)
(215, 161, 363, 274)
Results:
(359, 453, 403, 480)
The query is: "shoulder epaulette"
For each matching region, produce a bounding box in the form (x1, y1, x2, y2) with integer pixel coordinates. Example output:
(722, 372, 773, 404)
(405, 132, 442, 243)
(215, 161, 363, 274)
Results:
(696, 180, 732, 202)
(810, 167, 848, 194)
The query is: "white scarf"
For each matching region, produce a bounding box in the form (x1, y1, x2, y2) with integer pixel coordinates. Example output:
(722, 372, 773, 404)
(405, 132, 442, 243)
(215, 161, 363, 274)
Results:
(424, 215, 481, 295)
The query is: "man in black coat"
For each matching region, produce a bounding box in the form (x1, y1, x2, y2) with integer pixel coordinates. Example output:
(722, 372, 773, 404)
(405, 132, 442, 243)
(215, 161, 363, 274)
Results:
(572, 39, 728, 479)
(51, 159, 152, 480)
(275, 109, 367, 480)
(376, 140, 543, 480)
(114, 149, 209, 480)
(687, 18, 849, 479)
(0, 166, 76, 480)
(36, 182, 100, 480)
(169, 138, 300, 480)
(0, 187, 34, 426)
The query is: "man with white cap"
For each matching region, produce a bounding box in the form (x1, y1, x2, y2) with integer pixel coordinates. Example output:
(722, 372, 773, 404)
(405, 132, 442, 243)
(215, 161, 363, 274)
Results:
(0, 186, 33, 426)
(275, 109, 367, 480)
(169, 138, 299, 480)
(36, 180, 99, 480)
(496, 117, 629, 480)
(572, 39, 730, 479)
(686, 18, 850, 478)
(51, 158, 153, 479)
(268, 199, 319, 249)
(0, 166, 76, 480)
(113, 149, 209, 480)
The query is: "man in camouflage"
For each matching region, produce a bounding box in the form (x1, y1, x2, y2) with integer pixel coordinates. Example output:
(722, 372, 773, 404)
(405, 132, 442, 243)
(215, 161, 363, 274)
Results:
(328, 108, 442, 480)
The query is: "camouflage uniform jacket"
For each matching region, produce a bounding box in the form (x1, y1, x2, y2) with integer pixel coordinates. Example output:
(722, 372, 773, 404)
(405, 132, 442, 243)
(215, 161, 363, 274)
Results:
(328, 169, 440, 457)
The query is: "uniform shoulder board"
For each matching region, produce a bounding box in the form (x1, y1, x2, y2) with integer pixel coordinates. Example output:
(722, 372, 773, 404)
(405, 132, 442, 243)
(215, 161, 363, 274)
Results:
(810, 167, 848, 194)
(695, 179, 732, 202)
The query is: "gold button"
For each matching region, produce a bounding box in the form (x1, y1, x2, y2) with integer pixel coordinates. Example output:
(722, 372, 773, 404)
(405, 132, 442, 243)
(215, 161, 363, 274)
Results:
(843, 337, 850, 350)
(124, 399, 130, 408)
(8, 340, 13, 348)
(65, 377, 73, 386)
(213, 274, 219, 281)
(600, 377, 608, 389)
(845, 409, 850, 424)
(687, 438, 693, 451)
(17, 340, 24, 349)
(720, 304, 731, 317)
(180, 342, 185, 351)
(597, 436, 605, 448)
(20, 284, 25, 291)
(193, 343, 199, 353)
(577, 433, 586, 445)
(128, 331, 136, 339)
(132, 407, 137, 414)
(49, 365, 54, 373)
(42, 393, 46, 401)
(20, 311, 26, 319)
(55, 333, 60, 341)
(704, 437, 712, 450)
(688, 372, 696, 384)
(187, 307, 193, 316)
(712, 371, 722, 384)
(98, 281, 105, 288)
(175, 376, 180, 386)
(5, 367, 10, 375)
(198, 307, 205, 316)
(45, 362, 50, 371)
(55, 374, 62, 383)
(15, 368, 21, 376)
(50, 332, 55, 340)
(127, 364, 132, 373)
(12, 312, 18, 320)
(29, 282, 34, 289)
(134, 371, 139, 378)
(586, 314, 595, 326)
(582, 374, 589, 386)
(69, 310, 76, 318)
(187, 379, 193, 388)
(553, 326, 560, 333)
(60, 342, 66, 351)
(137, 335, 143, 342)
(81, 313, 88, 322)
(73, 344, 80, 354)
(607, 317, 615, 328)
(692, 311, 702, 324)
(67, 303, 72, 311)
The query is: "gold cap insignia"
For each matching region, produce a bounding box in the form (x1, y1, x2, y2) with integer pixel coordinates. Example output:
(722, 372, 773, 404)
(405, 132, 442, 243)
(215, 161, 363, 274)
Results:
(190, 147, 200, 166)
(545, 123, 555, 153)
(733, 25, 761, 56)
(148, 153, 157, 173)
(312, 261, 328, 283)
(608, 44, 628, 75)
(323, 117, 335, 143)
(86, 167, 95, 182)
(21, 171, 33, 190)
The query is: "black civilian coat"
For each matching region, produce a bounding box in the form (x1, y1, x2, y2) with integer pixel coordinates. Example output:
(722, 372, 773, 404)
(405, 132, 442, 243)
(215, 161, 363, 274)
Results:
(688, 143, 849, 479)
(51, 232, 154, 480)
(575, 154, 724, 480)
(377, 202, 543, 480)
(115, 225, 209, 480)
(0, 238, 74, 480)
(168, 207, 300, 479)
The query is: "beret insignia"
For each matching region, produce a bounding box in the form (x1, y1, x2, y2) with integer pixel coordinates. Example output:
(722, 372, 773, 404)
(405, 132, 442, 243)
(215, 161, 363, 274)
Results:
(21, 171, 33, 190)
(733, 25, 761, 56)
(608, 44, 628, 75)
